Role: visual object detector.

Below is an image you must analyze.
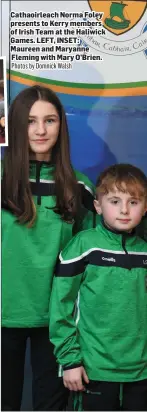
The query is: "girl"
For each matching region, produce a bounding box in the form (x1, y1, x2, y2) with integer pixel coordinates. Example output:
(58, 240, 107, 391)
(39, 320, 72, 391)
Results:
(1, 85, 95, 411)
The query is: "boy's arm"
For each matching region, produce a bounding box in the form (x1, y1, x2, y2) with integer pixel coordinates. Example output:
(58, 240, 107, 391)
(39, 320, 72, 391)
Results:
(49, 251, 89, 392)
(49, 234, 84, 369)
(49, 233, 90, 390)
(49, 234, 85, 369)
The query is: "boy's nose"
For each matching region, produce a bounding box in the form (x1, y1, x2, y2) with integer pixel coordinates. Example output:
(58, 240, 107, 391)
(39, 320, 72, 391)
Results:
(120, 203, 128, 214)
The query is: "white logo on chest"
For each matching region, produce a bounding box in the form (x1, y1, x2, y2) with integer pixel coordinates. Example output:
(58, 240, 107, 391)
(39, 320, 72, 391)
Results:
(102, 257, 116, 262)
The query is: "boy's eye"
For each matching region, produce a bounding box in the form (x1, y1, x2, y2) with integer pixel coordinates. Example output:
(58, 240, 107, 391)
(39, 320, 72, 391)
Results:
(130, 200, 138, 205)
(111, 200, 119, 204)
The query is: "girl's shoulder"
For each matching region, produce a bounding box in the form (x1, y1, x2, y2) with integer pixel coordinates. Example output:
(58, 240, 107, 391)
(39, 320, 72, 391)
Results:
(74, 169, 95, 196)
(74, 169, 95, 214)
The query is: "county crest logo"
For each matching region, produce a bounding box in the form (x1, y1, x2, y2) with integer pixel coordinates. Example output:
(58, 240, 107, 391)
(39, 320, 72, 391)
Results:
(84, 0, 147, 55)
(88, 0, 147, 35)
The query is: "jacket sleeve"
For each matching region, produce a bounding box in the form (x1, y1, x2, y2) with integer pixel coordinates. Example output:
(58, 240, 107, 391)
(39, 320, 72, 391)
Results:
(74, 170, 96, 233)
(49, 233, 85, 369)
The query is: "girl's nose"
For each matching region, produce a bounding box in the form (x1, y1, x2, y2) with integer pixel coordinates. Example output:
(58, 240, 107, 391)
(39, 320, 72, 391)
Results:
(36, 121, 46, 134)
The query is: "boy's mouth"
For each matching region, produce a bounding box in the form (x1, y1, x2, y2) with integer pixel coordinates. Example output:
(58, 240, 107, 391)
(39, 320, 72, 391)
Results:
(117, 219, 131, 223)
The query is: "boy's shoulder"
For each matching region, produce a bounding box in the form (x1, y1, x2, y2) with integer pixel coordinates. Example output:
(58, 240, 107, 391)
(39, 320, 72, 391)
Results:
(134, 233, 147, 251)
(135, 214, 147, 243)
(70, 226, 98, 245)
(60, 227, 99, 261)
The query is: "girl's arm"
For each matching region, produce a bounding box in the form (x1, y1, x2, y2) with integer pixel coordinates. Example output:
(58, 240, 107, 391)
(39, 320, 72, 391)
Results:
(74, 170, 97, 232)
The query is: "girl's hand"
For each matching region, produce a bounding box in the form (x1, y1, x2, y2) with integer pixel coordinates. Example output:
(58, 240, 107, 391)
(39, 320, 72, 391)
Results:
(63, 366, 89, 391)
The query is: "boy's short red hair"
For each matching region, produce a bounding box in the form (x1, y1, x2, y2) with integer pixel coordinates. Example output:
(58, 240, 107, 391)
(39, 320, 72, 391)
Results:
(96, 164, 147, 200)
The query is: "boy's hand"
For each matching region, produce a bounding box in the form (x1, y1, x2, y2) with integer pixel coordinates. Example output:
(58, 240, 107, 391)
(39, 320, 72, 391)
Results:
(63, 366, 89, 391)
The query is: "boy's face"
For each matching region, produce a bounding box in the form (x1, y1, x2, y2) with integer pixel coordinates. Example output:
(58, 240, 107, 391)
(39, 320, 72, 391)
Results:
(94, 186, 146, 232)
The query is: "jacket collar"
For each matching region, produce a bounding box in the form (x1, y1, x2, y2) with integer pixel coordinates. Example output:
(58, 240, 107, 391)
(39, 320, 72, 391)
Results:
(29, 159, 54, 167)
(101, 216, 135, 237)
(29, 160, 55, 182)
(96, 216, 137, 248)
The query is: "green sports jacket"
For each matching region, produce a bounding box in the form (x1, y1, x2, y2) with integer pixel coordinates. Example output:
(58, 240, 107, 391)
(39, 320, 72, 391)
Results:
(2, 161, 95, 328)
(49, 220, 147, 382)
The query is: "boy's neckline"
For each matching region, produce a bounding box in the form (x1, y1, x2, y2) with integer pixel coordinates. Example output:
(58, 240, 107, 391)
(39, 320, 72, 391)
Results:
(101, 217, 135, 237)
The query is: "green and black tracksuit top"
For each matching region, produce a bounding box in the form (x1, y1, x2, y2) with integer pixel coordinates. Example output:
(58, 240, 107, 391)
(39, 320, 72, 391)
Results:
(2, 161, 95, 328)
(49, 219, 147, 382)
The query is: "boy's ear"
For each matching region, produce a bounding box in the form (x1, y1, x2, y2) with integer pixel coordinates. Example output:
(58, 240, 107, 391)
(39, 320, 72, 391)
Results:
(94, 199, 102, 215)
(143, 206, 147, 216)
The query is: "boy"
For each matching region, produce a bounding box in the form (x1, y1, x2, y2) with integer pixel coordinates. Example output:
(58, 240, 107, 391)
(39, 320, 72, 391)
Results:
(49, 164, 147, 411)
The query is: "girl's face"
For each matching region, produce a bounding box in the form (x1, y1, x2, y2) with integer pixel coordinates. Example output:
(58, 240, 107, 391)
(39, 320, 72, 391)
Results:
(28, 100, 60, 161)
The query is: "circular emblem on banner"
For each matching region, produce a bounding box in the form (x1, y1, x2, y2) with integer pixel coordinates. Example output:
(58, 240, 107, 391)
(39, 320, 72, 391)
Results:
(88, 0, 147, 35)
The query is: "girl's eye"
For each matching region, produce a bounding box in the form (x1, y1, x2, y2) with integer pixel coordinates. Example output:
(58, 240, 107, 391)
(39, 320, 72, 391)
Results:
(28, 119, 35, 124)
(46, 119, 54, 123)
(28, 118, 56, 124)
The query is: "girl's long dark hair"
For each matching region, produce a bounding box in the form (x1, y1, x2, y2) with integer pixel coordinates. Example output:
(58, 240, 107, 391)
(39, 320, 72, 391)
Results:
(2, 85, 79, 226)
